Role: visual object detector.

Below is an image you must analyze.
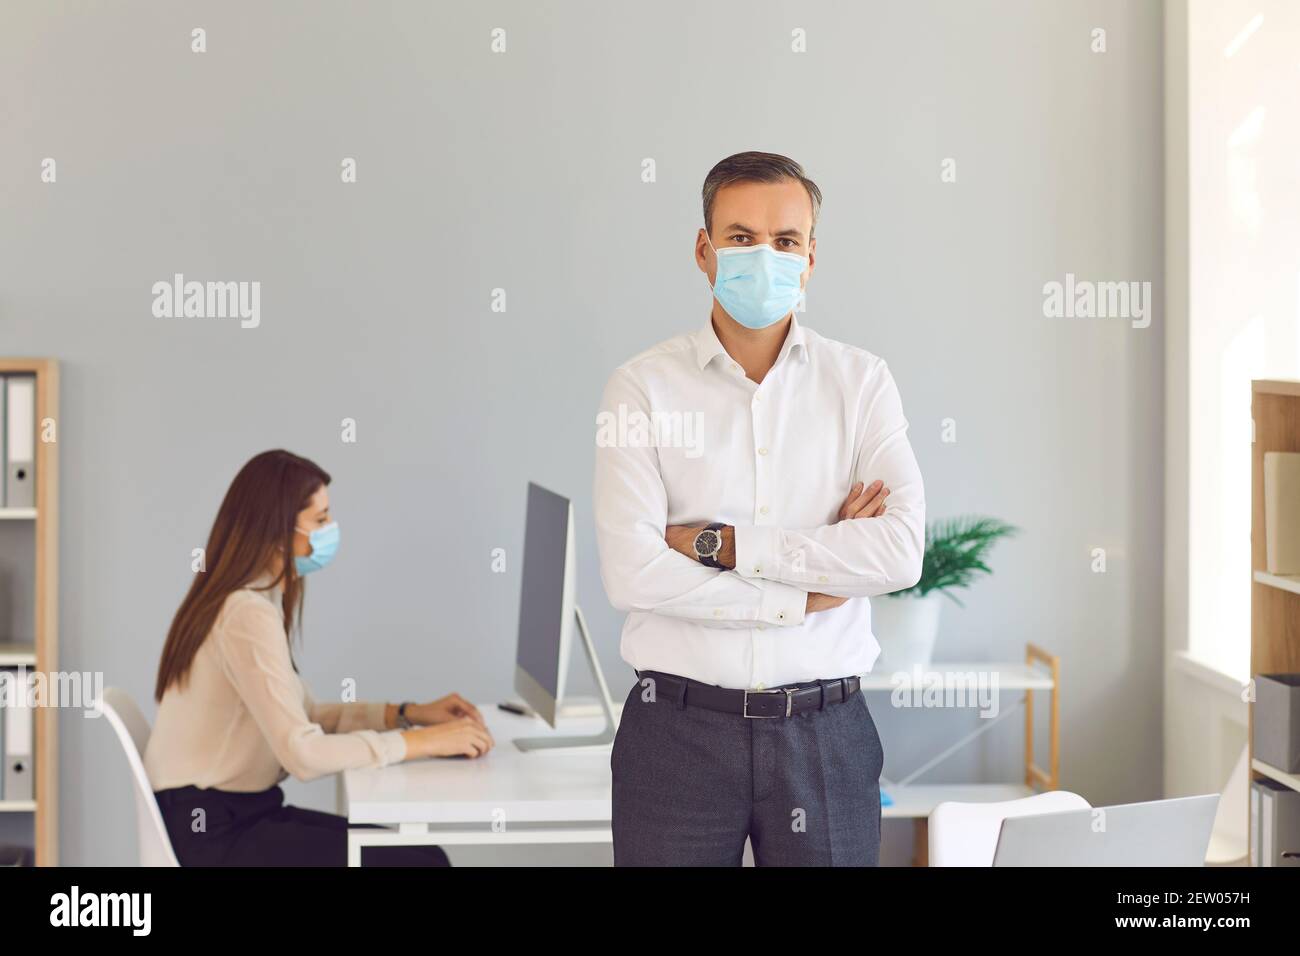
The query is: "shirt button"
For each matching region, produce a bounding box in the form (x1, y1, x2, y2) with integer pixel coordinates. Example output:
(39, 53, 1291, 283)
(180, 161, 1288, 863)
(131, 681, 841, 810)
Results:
(713, 609, 723, 617)
(759, 505, 770, 515)
(755, 683, 766, 691)
(776, 611, 786, 621)
(758, 447, 769, 456)
(754, 566, 762, 574)
(819, 575, 828, 583)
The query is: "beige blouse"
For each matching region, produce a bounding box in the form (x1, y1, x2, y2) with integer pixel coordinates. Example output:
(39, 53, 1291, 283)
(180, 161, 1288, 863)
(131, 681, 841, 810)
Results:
(145, 580, 407, 793)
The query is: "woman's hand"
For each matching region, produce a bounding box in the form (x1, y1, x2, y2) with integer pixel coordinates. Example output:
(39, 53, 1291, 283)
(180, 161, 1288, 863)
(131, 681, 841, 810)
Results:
(411, 693, 484, 727)
(401, 717, 495, 759)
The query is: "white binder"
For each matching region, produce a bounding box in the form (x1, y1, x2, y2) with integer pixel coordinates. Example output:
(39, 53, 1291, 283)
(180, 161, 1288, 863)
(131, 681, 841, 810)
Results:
(0, 375, 6, 507)
(4, 376, 35, 509)
(3, 669, 34, 801)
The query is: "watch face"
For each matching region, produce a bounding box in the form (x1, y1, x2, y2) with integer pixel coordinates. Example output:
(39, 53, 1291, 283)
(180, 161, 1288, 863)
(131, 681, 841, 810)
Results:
(694, 529, 720, 557)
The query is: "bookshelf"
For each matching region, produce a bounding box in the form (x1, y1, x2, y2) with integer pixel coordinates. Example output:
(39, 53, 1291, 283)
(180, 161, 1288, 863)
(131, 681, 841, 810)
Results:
(1249, 379, 1300, 863)
(0, 359, 58, 865)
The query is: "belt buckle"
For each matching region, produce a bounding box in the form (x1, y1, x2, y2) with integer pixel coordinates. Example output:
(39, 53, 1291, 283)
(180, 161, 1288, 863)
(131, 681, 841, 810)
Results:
(743, 687, 795, 718)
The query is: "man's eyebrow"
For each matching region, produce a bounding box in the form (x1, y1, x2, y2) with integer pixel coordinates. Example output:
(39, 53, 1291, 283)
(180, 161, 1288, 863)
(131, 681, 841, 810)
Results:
(720, 222, 805, 240)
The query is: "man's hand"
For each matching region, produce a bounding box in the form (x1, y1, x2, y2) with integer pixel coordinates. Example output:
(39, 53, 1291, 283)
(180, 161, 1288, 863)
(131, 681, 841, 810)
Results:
(839, 480, 889, 520)
(806, 591, 849, 614)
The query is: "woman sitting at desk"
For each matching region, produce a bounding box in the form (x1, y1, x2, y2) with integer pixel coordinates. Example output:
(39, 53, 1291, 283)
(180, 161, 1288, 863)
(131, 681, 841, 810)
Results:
(144, 448, 494, 866)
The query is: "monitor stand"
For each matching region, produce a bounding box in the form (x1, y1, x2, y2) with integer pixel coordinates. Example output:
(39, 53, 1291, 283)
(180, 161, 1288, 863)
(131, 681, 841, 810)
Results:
(514, 606, 619, 752)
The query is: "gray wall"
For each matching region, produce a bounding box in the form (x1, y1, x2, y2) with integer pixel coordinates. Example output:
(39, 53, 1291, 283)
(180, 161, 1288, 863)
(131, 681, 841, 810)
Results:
(0, 0, 1163, 865)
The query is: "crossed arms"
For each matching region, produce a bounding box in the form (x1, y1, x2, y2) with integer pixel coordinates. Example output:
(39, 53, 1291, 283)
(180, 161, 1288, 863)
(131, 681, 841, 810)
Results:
(593, 362, 926, 629)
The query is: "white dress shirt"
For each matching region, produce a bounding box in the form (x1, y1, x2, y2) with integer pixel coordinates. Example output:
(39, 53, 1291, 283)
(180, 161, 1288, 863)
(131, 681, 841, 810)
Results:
(593, 315, 925, 690)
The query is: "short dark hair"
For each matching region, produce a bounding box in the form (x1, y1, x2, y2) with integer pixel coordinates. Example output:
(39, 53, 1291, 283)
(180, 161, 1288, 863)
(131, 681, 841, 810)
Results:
(702, 151, 822, 238)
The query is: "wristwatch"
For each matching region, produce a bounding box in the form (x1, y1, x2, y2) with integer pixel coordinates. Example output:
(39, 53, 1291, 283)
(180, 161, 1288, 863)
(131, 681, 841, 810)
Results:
(692, 523, 727, 569)
(396, 701, 415, 730)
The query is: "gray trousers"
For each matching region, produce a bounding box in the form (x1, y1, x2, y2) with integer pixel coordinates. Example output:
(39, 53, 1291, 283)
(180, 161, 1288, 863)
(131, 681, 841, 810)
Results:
(611, 675, 885, 866)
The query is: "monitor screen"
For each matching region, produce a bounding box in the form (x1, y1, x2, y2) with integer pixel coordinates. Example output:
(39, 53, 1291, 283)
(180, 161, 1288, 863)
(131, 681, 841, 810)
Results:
(515, 483, 571, 706)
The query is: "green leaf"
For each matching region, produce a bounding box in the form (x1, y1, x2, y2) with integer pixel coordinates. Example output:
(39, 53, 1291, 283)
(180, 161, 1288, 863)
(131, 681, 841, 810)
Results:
(887, 515, 1018, 601)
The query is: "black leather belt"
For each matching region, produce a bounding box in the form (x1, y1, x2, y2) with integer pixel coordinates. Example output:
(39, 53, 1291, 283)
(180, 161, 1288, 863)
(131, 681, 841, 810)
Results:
(636, 670, 861, 718)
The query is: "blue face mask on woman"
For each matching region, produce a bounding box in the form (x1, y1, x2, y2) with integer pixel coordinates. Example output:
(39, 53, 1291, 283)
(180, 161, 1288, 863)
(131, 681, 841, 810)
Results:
(294, 522, 339, 575)
(704, 231, 807, 330)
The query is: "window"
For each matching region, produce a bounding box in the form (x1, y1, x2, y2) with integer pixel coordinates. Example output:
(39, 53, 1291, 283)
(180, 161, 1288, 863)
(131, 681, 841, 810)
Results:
(1187, 1, 1300, 679)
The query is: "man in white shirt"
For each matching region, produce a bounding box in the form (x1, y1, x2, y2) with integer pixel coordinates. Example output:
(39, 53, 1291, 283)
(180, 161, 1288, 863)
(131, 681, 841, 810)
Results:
(594, 151, 925, 866)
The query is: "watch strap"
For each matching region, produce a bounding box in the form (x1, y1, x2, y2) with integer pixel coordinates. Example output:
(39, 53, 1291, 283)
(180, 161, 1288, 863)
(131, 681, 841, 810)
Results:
(396, 701, 415, 730)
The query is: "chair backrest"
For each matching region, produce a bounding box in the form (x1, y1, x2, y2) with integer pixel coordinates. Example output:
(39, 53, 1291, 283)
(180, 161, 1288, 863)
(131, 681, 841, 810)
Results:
(95, 688, 180, 867)
(1205, 743, 1250, 864)
(929, 790, 1091, 866)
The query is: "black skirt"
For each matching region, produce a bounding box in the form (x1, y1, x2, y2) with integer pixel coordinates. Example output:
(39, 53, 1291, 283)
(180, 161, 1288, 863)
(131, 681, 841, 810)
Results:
(154, 784, 450, 867)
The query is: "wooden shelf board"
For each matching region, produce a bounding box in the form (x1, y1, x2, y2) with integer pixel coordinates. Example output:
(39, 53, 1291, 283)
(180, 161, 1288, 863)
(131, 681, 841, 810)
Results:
(1252, 759, 1300, 794)
(0, 508, 37, 520)
(881, 783, 1036, 819)
(1253, 379, 1300, 398)
(1254, 570, 1300, 596)
(0, 801, 37, 813)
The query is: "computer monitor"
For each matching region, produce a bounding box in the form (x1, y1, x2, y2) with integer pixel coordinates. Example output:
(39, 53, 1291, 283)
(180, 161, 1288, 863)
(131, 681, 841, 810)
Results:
(512, 482, 617, 751)
(513, 482, 577, 728)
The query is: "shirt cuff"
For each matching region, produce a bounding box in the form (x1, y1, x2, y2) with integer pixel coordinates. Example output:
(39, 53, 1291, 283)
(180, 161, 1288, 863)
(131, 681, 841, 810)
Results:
(371, 729, 408, 766)
(733, 524, 783, 581)
(363, 701, 390, 732)
(756, 578, 806, 627)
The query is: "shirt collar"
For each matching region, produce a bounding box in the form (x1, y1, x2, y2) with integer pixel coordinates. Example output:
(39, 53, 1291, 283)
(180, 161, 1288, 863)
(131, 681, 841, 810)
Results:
(693, 320, 728, 370)
(776, 314, 810, 366)
(693, 314, 809, 372)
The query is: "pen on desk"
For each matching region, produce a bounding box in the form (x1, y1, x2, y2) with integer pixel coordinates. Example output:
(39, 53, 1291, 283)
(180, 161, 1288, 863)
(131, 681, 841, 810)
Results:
(497, 702, 528, 716)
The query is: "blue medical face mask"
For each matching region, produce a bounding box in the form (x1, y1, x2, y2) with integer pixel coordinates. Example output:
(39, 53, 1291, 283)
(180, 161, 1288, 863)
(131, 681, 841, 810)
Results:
(294, 521, 339, 575)
(704, 231, 807, 330)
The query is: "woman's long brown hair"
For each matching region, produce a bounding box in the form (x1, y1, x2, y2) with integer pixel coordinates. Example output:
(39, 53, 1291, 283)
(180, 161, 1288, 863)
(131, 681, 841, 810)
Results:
(154, 449, 331, 702)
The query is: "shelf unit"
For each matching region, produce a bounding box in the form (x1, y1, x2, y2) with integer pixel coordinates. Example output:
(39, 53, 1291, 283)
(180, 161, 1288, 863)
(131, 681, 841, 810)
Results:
(866, 642, 1060, 865)
(0, 359, 58, 864)
(1249, 380, 1300, 862)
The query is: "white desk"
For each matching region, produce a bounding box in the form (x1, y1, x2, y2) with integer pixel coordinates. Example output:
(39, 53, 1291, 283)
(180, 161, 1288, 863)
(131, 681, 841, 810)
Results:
(341, 705, 613, 865)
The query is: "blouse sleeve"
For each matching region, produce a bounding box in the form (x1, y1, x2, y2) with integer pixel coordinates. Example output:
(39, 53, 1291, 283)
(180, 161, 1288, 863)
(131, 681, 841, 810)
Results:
(302, 684, 391, 734)
(212, 593, 407, 782)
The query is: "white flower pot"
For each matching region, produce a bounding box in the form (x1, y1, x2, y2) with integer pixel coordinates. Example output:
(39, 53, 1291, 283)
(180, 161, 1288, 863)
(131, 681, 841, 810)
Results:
(870, 592, 944, 673)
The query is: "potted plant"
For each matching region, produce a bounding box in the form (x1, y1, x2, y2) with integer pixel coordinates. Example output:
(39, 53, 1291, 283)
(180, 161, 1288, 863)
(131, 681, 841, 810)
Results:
(871, 516, 1018, 672)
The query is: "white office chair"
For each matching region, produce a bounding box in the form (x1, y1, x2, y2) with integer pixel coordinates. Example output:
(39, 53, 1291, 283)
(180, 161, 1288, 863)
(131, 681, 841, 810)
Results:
(928, 790, 1091, 866)
(95, 687, 181, 867)
(1205, 744, 1250, 866)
